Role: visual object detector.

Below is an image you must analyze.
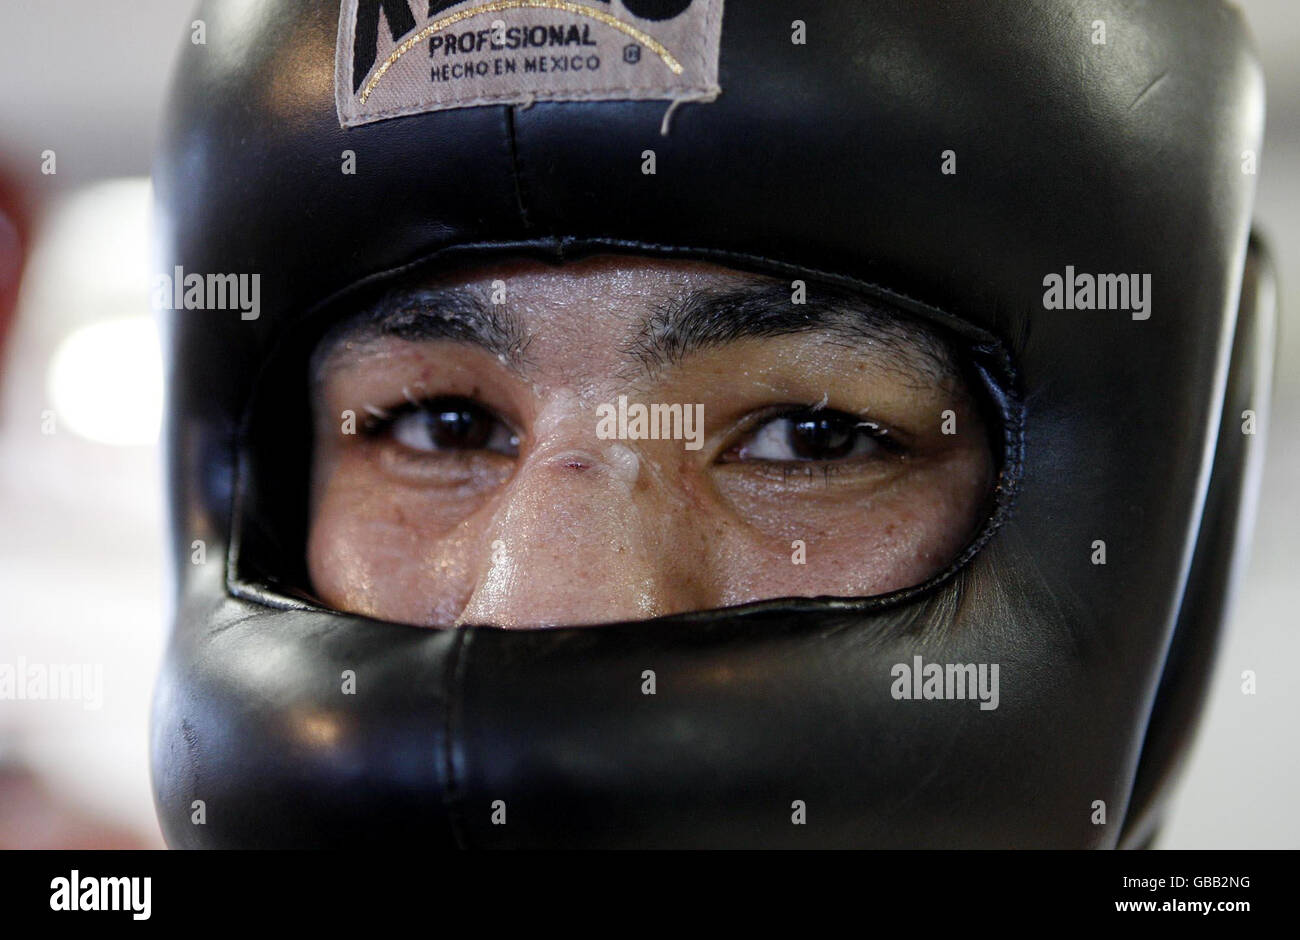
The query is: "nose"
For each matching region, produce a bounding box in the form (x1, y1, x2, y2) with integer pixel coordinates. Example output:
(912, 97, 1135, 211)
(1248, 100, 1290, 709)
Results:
(457, 443, 705, 627)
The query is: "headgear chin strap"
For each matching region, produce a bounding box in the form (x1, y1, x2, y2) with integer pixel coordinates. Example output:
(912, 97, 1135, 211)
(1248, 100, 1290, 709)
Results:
(152, 0, 1273, 848)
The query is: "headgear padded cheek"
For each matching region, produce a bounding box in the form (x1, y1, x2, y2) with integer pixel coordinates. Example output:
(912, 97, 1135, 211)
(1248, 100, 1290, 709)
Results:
(151, 0, 1271, 847)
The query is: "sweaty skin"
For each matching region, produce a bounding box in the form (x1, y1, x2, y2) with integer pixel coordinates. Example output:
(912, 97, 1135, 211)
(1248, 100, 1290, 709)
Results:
(307, 257, 994, 628)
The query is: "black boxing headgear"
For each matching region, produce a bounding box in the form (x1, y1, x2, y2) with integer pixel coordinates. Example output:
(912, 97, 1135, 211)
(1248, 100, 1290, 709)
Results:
(151, 0, 1274, 847)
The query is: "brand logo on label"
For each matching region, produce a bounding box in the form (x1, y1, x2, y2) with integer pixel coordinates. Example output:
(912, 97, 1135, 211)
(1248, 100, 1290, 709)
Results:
(335, 0, 724, 127)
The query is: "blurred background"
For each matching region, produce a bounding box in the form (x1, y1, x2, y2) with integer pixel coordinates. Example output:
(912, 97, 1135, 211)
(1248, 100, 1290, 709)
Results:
(0, 0, 1295, 848)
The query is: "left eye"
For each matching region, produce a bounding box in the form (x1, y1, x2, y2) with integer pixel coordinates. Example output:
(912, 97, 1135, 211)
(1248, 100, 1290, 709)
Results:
(733, 409, 888, 462)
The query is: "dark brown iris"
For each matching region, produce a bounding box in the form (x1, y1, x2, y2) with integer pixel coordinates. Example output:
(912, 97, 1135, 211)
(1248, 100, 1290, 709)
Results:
(788, 411, 858, 460)
(421, 397, 493, 450)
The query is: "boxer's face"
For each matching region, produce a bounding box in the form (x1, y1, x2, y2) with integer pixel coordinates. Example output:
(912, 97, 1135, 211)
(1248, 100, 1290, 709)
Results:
(307, 256, 994, 628)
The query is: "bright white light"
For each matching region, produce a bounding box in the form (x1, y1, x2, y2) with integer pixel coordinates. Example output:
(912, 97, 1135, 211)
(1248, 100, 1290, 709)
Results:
(26, 178, 153, 334)
(47, 316, 162, 446)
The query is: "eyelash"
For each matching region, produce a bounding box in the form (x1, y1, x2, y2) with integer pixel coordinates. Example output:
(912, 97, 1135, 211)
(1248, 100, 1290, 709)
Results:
(359, 397, 904, 463)
(359, 402, 411, 436)
(360, 397, 520, 455)
(720, 405, 905, 462)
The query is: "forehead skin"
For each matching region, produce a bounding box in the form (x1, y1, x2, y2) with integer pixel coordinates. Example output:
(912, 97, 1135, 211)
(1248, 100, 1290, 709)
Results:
(313, 256, 963, 397)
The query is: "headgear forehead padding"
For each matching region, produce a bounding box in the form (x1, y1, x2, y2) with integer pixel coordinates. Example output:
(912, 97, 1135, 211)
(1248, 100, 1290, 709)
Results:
(152, 0, 1270, 847)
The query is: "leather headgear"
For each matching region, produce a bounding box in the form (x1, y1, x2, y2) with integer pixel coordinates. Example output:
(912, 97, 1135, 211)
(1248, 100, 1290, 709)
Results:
(152, 0, 1274, 847)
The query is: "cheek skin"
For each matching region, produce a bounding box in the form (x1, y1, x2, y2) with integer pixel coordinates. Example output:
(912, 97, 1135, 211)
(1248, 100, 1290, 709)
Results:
(309, 438, 724, 628)
(307, 426, 993, 626)
(706, 447, 992, 604)
(306, 444, 506, 626)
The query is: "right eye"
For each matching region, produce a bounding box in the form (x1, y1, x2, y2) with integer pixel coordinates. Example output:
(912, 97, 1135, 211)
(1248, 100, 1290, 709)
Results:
(377, 396, 520, 457)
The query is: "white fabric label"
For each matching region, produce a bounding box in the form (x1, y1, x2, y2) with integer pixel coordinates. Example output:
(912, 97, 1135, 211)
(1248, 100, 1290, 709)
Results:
(335, 0, 725, 128)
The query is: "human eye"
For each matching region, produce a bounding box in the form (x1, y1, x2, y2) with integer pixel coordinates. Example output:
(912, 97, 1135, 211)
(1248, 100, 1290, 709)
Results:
(366, 395, 520, 457)
(721, 407, 901, 464)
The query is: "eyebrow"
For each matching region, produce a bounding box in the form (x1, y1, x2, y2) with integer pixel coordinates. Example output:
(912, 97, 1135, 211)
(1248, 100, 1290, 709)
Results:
(315, 279, 958, 386)
(626, 282, 958, 384)
(313, 286, 531, 378)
